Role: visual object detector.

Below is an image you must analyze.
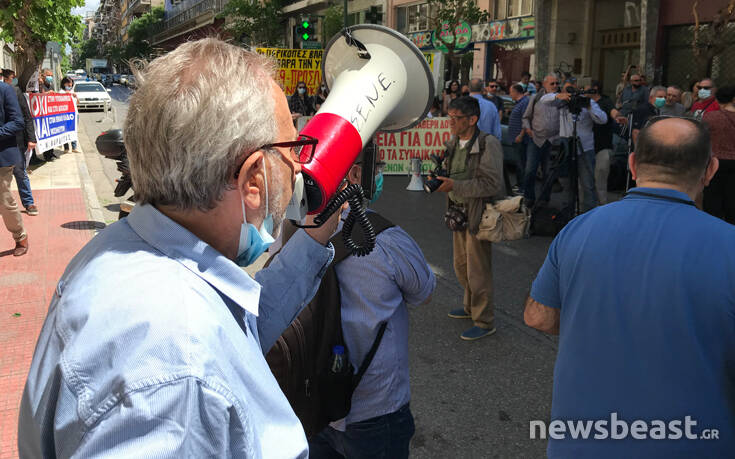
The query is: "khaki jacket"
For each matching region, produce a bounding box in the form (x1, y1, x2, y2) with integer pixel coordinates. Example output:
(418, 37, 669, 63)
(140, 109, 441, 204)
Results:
(445, 130, 505, 234)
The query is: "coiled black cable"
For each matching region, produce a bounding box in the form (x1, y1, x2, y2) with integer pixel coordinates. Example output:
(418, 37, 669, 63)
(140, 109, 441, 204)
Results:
(313, 184, 376, 256)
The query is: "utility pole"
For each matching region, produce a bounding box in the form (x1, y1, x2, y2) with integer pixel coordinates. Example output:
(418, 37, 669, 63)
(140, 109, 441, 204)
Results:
(343, 0, 348, 29)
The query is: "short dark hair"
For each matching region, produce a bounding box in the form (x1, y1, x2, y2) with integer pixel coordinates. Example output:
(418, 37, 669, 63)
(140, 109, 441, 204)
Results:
(715, 85, 735, 104)
(591, 80, 603, 93)
(511, 84, 525, 94)
(635, 118, 711, 186)
(1, 68, 14, 79)
(61, 77, 73, 87)
(521, 71, 531, 78)
(448, 96, 480, 120)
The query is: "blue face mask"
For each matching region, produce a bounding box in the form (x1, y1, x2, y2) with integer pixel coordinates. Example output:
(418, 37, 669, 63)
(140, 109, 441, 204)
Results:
(370, 172, 383, 204)
(235, 157, 275, 266)
(45, 76, 53, 85)
(11, 78, 18, 86)
(654, 97, 666, 108)
(698, 88, 711, 99)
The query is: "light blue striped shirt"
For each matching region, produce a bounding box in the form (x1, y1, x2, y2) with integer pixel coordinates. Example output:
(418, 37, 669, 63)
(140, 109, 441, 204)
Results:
(332, 212, 435, 427)
(18, 204, 334, 458)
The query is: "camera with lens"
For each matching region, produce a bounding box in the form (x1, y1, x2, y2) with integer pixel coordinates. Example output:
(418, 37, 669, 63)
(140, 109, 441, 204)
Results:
(564, 86, 595, 115)
(424, 153, 448, 193)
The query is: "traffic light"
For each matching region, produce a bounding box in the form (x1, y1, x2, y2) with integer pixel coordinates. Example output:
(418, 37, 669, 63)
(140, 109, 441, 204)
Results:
(296, 19, 314, 42)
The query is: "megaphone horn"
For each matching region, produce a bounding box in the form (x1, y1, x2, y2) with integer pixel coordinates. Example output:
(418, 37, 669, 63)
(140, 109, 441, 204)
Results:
(300, 25, 435, 214)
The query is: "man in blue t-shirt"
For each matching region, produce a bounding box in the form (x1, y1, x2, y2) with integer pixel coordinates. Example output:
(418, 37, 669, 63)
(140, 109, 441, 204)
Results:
(524, 117, 734, 458)
(468, 78, 501, 141)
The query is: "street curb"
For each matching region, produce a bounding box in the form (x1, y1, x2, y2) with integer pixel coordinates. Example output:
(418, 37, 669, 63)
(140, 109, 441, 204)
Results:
(75, 123, 107, 231)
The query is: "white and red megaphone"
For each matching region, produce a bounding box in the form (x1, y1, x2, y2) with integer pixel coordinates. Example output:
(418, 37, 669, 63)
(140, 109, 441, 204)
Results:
(300, 24, 435, 214)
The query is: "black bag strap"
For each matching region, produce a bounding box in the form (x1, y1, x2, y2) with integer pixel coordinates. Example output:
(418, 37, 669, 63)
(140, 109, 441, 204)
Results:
(353, 321, 388, 388)
(330, 212, 394, 264)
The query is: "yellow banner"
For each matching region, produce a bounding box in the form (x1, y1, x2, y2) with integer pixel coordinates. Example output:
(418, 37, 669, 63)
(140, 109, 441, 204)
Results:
(256, 48, 323, 96)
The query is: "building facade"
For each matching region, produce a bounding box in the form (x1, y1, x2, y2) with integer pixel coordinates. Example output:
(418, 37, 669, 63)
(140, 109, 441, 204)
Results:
(534, 0, 734, 98)
(386, 0, 536, 92)
(152, 0, 230, 51)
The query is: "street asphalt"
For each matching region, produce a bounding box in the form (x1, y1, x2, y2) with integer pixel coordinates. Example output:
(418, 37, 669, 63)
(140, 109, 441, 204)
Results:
(77, 84, 559, 458)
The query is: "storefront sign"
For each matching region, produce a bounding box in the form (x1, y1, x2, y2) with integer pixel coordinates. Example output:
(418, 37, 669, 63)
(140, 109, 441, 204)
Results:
(375, 117, 452, 175)
(432, 21, 472, 53)
(26, 93, 78, 154)
(472, 17, 535, 43)
(408, 31, 434, 50)
(256, 48, 323, 95)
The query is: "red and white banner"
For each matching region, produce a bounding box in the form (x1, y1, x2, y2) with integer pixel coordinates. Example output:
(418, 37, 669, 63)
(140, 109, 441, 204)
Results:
(25, 92, 78, 153)
(375, 117, 452, 175)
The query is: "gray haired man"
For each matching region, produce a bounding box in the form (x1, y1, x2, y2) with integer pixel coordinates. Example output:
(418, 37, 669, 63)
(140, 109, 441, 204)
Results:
(19, 38, 340, 457)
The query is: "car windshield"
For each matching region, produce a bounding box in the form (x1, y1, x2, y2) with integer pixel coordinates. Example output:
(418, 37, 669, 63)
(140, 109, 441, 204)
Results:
(75, 84, 105, 93)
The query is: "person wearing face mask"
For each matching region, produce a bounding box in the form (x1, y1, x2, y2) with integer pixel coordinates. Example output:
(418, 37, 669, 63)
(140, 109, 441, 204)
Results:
(631, 86, 667, 145)
(518, 71, 537, 95)
(308, 140, 435, 459)
(18, 39, 342, 458)
(2, 69, 38, 216)
(38, 68, 54, 93)
(59, 77, 81, 153)
(659, 85, 685, 116)
(289, 80, 315, 119)
(691, 78, 719, 119)
(314, 81, 329, 112)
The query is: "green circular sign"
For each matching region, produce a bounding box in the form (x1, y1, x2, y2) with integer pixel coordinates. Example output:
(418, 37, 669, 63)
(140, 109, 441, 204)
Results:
(432, 21, 472, 53)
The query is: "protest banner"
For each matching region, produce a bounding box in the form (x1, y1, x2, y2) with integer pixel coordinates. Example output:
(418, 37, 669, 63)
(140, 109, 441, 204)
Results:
(256, 48, 323, 95)
(294, 116, 452, 176)
(375, 117, 452, 175)
(26, 92, 78, 154)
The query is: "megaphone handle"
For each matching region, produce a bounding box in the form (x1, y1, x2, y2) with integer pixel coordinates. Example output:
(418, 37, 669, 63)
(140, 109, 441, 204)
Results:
(313, 183, 376, 257)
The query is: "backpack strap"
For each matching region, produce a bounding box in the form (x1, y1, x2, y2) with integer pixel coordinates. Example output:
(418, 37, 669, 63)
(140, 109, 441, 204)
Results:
(352, 321, 388, 389)
(330, 212, 394, 264)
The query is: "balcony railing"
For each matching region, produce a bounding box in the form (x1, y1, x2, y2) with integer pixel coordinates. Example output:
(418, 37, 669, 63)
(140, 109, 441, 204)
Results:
(152, 0, 228, 44)
(127, 0, 151, 16)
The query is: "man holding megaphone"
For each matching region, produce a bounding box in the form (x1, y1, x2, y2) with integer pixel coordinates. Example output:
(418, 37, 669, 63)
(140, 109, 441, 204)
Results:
(18, 38, 340, 458)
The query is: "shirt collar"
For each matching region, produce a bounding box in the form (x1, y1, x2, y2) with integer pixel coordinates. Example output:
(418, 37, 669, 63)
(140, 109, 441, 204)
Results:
(126, 204, 261, 316)
(624, 187, 694, 204)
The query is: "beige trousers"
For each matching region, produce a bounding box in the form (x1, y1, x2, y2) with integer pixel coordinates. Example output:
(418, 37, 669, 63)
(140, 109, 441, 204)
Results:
(452, 229, 494, 329)
(0, 166, 26, 242)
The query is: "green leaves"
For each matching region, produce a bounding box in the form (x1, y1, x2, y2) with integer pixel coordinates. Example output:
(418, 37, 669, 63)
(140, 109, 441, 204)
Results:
(220, 0, 285, 47)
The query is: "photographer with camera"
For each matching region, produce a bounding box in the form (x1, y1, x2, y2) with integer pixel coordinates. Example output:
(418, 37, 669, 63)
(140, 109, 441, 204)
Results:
(432, 96, 505, 341)
(556, 79, 608, 213)
(588, 81, 619, 204)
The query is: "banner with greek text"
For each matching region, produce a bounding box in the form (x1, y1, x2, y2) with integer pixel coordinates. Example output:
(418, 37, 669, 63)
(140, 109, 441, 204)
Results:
(25, 93, 78, 153)
(375, 118, 452, 175)
(256, 48, 323, 96)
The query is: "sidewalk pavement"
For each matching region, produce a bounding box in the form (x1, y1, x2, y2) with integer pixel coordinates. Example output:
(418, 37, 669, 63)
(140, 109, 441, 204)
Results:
(0, 129, 105, 457)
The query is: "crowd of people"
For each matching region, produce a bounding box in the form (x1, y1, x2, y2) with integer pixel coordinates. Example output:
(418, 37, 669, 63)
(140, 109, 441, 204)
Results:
(429, 69, 734, 226)
(6, 37, 734, 458)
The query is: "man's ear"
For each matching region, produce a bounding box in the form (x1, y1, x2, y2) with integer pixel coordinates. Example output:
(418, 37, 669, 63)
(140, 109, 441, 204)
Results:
(703, 156, 719, 187)
(237, 151, 264, 211)
(347, 164, 361, 185)
(628, 152, 638, 181)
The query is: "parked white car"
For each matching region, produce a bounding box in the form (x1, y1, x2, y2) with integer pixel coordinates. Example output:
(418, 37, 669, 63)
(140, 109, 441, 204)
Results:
(74, 82, 112, 111)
